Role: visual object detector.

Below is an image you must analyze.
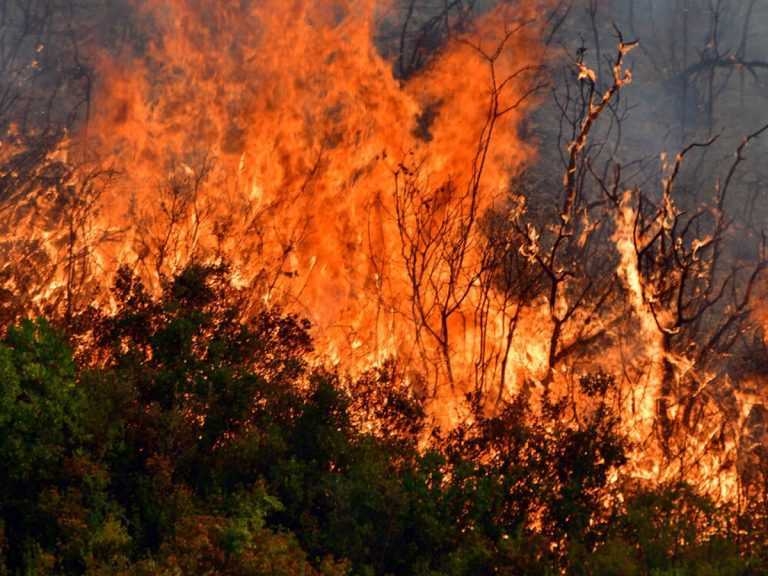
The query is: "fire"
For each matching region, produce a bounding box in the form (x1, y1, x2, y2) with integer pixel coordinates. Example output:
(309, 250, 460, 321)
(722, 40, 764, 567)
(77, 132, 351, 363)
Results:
(59, 0, 548, 409)
(0, 0, 766, 504)
(613, 190, 664, 444)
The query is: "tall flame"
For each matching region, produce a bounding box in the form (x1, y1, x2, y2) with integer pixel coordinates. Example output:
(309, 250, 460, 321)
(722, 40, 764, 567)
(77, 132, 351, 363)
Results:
(0, 0, 765, 501)
(613, 190, 665, 444)
(74, 0, 548, 408)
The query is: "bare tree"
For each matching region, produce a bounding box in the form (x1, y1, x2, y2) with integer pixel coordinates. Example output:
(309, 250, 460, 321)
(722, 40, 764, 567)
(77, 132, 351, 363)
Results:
(393, 16, 546, 393)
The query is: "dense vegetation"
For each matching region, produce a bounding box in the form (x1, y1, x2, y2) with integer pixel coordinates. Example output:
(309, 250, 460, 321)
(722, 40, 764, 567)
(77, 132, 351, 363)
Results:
(0, 264, 765, 576)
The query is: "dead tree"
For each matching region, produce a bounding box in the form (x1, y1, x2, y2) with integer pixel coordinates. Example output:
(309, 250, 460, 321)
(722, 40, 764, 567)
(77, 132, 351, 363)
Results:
(393, 16, 546, 394)
(477, 29, 768, 503)
(510, 37, 637, 384)
(612, 125, 768, 462)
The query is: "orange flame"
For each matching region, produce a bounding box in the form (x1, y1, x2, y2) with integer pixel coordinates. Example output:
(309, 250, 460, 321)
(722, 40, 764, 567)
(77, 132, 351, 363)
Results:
(0, 0, 764, 502)
(74, 0, 548, 410)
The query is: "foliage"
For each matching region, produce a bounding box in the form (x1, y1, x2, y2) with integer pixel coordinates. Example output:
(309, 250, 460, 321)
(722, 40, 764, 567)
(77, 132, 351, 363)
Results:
(0, 265, 764, 575)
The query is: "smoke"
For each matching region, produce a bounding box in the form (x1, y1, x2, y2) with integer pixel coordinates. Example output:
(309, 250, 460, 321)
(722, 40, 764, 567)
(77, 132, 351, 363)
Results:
(558, 0, 768, 184)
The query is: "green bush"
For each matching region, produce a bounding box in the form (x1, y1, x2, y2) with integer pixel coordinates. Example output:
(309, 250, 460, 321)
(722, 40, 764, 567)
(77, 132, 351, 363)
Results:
(0, 265, 764, 575)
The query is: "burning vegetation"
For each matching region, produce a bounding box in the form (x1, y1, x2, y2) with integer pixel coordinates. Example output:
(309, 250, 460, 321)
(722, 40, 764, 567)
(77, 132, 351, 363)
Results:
(0, 0, 767, 574)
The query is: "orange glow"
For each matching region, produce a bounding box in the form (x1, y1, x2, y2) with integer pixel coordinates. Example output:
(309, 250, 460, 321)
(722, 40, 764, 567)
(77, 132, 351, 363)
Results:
(58, 0, 548, 419)
(0, 0, 764, 503)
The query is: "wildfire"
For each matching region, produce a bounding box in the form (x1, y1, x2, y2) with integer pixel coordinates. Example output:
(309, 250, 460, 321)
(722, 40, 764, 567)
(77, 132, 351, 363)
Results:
(85, 0, 545, 383)
(0, 0, 765, 504)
